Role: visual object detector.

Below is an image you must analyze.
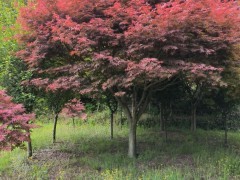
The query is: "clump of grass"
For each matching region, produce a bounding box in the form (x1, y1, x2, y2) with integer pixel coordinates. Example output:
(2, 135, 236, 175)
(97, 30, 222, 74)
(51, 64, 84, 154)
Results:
(0, 151, 14, 173)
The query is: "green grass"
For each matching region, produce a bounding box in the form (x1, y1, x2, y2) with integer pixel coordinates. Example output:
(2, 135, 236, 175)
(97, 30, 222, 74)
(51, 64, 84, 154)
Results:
(1, 119, 240, 179)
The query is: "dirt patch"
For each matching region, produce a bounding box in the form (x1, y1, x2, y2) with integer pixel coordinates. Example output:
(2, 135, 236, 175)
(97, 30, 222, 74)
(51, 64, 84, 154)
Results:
(136, 154, 195, 171)
(163, 155, 195, 168)
(29, 144, 94, 180)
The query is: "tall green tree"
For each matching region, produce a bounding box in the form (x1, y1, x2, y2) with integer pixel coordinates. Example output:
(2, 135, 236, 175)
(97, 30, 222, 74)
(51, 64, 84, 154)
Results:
(0, 0, 26, 81)
(0, 1, 36, 112)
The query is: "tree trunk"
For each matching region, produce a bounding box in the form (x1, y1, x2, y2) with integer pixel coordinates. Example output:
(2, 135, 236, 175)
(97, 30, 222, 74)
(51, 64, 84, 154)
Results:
(128, 118, 137, 158)
(224, 123, 228, 147)
(169, 102, 173, 122)
(120, 106, 123, 129)
(27, 141, 32, 158)
(97, 102, 100, 112)
(191, 105, 197, 131)
(72, 117, 75, 127)
(158, 102, 164, 132)
(110, 111, 114, 139)
(53, 113, 59, 143)
(223, 112, 228, 147)
(115, 89, 148, 158)
(27, 133, 33, 158)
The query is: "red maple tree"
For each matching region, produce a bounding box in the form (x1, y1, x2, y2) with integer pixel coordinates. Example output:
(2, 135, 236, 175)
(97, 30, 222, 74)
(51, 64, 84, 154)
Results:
(61, 98, 86, 126)
(0, 90, 35, 151)
(16, 0, 240, 157)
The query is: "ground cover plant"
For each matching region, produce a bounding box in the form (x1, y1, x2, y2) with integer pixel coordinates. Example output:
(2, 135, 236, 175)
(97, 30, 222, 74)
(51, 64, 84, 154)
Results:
(1, 115, 240, 179)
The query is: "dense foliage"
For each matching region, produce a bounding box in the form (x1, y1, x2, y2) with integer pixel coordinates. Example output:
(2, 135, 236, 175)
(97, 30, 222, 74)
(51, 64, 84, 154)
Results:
(0, 0, 37, 115)
(62, 98, 86, 120)
(0, 0, 26, 80)
(0, 90, 35, 151)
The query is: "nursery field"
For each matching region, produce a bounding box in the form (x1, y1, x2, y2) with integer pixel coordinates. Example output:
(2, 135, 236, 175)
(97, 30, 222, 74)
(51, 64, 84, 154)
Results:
(1, 1, 240, 179)
(1, 118, 240, 180)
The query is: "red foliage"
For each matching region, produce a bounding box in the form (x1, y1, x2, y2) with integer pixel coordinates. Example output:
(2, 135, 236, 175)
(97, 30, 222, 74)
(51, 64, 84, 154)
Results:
(61, 99, 86, 119)
(16, 0, 240, 110)
(0, 90, 35, 151)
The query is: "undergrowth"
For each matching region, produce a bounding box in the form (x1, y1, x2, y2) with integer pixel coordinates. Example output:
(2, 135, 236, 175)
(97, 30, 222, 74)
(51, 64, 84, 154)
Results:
(1, 115, 240, 179)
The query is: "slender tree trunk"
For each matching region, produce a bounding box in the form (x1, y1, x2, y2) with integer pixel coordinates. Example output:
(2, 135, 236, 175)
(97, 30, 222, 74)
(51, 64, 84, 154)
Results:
(27, 133, 33, 158)
(128, 117, 137, 158)
(169, 102, 173, 122)
(191, 105, 197, 131)
(97, 102, 100, 112)
(224, 122, 228, 147)
(110, 111, 114, 139)
(159, 102, 164, 132)
(223, 112, 228, 147)
(53, 113, 59, 143)
(72, 117, 75, 127)
(27, 141, 32, 158)
(120, 106, 123, 129)
(163, 106, 168, 142)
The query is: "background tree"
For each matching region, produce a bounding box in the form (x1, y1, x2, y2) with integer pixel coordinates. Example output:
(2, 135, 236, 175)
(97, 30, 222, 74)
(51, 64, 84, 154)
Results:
(0, 0, 37, 114)
(105, 94, 118, 139)
(61, 98, 86, 127)
(213, 46, 240, 145)
(151, 80, 182, 131)
(2, 58, 36, 112)
(0, 0, 26, 82)
(181, 65, 225, 131)
(25, 77, 80, 143)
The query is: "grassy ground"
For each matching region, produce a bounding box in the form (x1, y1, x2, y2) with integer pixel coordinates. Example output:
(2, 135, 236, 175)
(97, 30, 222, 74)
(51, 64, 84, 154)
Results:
(1, 119, 240, 179)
